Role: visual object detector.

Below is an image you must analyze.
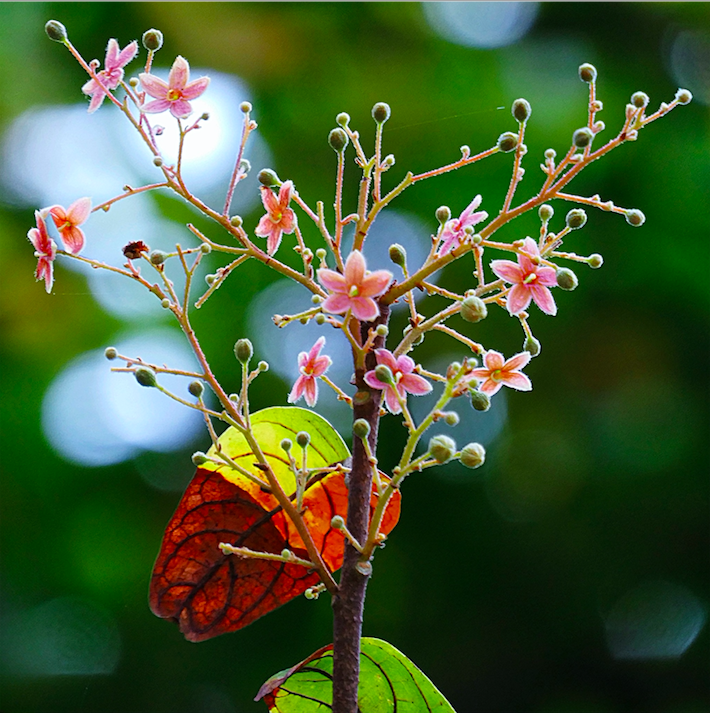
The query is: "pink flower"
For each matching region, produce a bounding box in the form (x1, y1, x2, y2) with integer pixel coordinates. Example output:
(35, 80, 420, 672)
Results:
(139, 56, 210, 119)
(438, 194, 488, 255)
(318, 251, 392, 322)
(82, 39, 138, 113)
(470, 350, 532, 396)
(490, 237, 558, 316)
(364, 349, 432, 414)
(287, 337, 332, 408)
(49, 197, 92, 254)
(28, 209, 57, 293)
(254, 181, 296, 255)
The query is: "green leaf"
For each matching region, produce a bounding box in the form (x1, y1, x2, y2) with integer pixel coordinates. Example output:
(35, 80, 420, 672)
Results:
(203, 406, 350, 495)
(256, 637, 456, 712)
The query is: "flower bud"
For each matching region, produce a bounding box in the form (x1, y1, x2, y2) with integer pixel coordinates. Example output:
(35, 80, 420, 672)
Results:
(149, 250, 167, 265)
(129, 77, 140, 88)
(625, 209, 645, 227)
(524, 335, 542, 356)
(374, 364, 395, 385)
(544, 148, 557, 160)
(328, 127, 349, 153)
(240, 101, 252, 114)
(205, 274, 216, 286)
(104, 347, 118, 360)
(296, 431, 310, 448)
(330, 515, 345, 529)
(443, 411, 460, 427)
(230, 215, 243, 228)
(675, 88, 692, 105)
(372, 102, 391, 124)
(280, 438, 292, 452)
(389, 243, 406, 267)
(573, 127, 593, 148)
(588, 253, 603, 269)
(512, 98, 531, 123)
(497, 131, 518, 153)
(459, 443, 485, 469)
(153, 156, 163, 167)
(566, 209, 587, 229)
(631, 91, 649, 109)
(375, 324, 388, 337)
(538, 204, 554, 222)
(142, 28, 163, 51)
(353, 418, 370, 440)
(436, 205, 451, 224)
(382, 154, 395, 167)
(469, 389, 491, 412)
(161, 298, 171, 309)
(336, 112, 350, 126)
(135, 367, 157, 388)
(460, 295, 488, 323)
(257, 169, 279, 187)
(188, 380, 204, 398)
(191, 451, 208, 466)
(258, 360, 269, 372)
(578, 63, 597, 83)
(234, 338, 253, 364)
(429, 435, 456, 464)
(356, 560, 372, 576)
(45, 20, 68, 42)
(201, 112, 210, 121)
(239, 159, 251, 175)
(200, 243, 211, 254)
(556, 267, 578, 291)
(315, 313, 326, 325)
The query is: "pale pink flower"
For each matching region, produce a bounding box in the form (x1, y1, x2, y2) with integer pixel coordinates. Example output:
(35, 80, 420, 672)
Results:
(470, 350, 532, 396)
(254, 181, 296, 255)
(28, 209, 57, 293)
(364, 349, 432, 414)
(287, 337, 332, 408)
(490, 237, 558, 316)
(82, 39, 138, 113)
(318, 251, 392, 322)
(49, 197, 92, 254)
(438, 194, 488, 255)
(139, 56, 210, 119)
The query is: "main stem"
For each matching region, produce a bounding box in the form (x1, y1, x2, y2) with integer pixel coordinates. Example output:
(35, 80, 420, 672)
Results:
(331, 304, 390, 713)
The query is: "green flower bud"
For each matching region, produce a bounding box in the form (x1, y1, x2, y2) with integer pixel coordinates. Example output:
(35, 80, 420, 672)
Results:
(142, 28, 163, 51)
(234, 338, 253, 364)
(200, 243, 211, 254)
(436, 205, 452, 224)
(631, 91, 649, 109)
(149, 250, 167, 265)
(135, 367, 157, 388)
(201, 112, 210, 121)
(353, 418, 371, 440)
(240, 101, 252, 114)
(544, 148, 557, 160)
(588, 253, 604, 269)
(315, 313, 326, 325)
(389, 243, 406, 267)
(239, 159, 250, 175)
(556, 267, 578, 291)
(469, 389, 491, 412)
(512, 98, 531, 123)
(153, 156, 163, 167)
(429, 435, 456, 464)
(578, 63, 597, 83)
(257, 169, 279, 187)
(104, 347, 118, 360)
(497, 131, 518, 153)
(566, 208, 587, 229)
(375, 324, 388, 337)
(304, 588, 317, 600)
(459, 442, 486, 469)
(258, 360, 269, 372)
(188, 380, 204, 398)
(374, 364, 395, 385)
(538, 204, 554, 222)
(372, 102, 391, 124)
(296, 431, 310, 448)
(280, 438, 292, 452)
(328, 127, 349, 152)
(330, 515, 345, 529)
(161, 298, 171, 309)
(45, 20, 68, 42)
(573, 127, 593, 148)
(205, 274, 216, 286)
(675, 88, 692, 105)
(625, 209, 645, 227)
(443, 411, 460, 427)
(191, 451, 208, 466)
(460, 295, 488, 323)
(524, 335, 542, 356)
(336, 112, 350, 126)
(230, 215, 243, 228)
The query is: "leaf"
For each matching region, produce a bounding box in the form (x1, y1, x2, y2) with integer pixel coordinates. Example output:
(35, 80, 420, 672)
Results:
(256, 637, 456, 712)
(150, 407, 401, 640)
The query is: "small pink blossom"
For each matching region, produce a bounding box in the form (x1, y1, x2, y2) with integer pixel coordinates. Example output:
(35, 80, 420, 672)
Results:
(438, 194, 488, 255)
(490, 237, 558, 316)
(254, 181, 296, 255)
(82, 39, 138, 113)
(49, 197, 92, 254)
(139, 56, 210, 119)
(318, 251, 392, 322)
(364, 349, 432, 414)
(28, 209, 57, 293)
(287, 336, 332, 408)
(470, 350, 532, 396)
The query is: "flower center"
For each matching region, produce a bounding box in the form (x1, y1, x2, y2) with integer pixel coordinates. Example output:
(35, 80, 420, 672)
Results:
(491, 369, 502, 382)
(273, 211, 282, 222)
(167, 88, 182, 102)
(349, 285, 360, 297)
(523, 272, 537, 285)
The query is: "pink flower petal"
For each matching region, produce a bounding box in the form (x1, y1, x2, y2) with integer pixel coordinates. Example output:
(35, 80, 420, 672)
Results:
(490, 259, 524, 283)
(500, 372, 532, 391)
(60, 226, 85, 254)
(384, 386, 402, 414)
(503, 352, 531, 371)
(506, 284, 532, 315)
(321, 293, 352, 315)
(116, 41, 138, 69)
(105, 39, 120, 68)
(349, 296, 379, 322)
(483, 350, 505, 371)
(37, 256, 54, 293)
(278, 180, 294, 208)
(297, 351, 309, 369)
(266, 226, 284, 255)
(530, 284, 557, 315)
(394, 354, 416, 375)
(317, 268, 347, 294)
(139, 73, 169, 99)
(254, 214, 276, 238)
(374, 349, 398, 373)
(66, 197, 92, 225)
(478, 378, 502, 396)
(182, 76, 209, 100)
(141, 98, 172, 114)
(535, 266, 558, 287)
(169, 99, 193, 119)
(303, 378, 318, 407)
(460, 194, 482, 221)
(312, 355, 331, 377)
(364, 370, 386, 390)
(359, 269, 392, 298)
(168, 56, 190, 90)
(343, 250, 366, 285)
(307, 336, 325, 361)
(288, 375, 306, 404)
(400, 373, 432, 396)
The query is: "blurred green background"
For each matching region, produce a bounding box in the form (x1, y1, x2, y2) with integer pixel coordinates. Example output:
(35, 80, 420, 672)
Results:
(1, 3, 708, 712)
